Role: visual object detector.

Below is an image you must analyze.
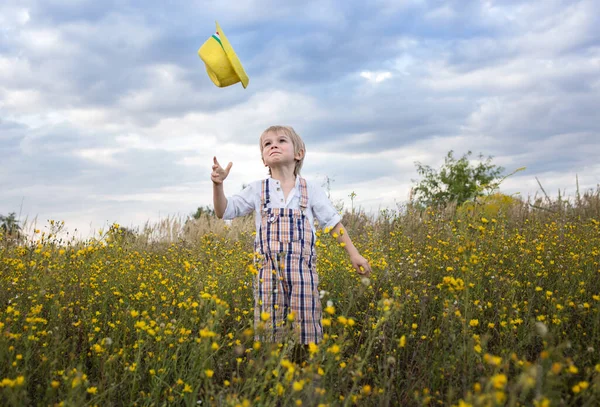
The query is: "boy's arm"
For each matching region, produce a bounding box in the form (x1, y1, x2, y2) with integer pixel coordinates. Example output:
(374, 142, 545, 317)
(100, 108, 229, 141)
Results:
(329, 222, 372, 276)
(211, 156, 232, 219)
(213, 183, 227, 219)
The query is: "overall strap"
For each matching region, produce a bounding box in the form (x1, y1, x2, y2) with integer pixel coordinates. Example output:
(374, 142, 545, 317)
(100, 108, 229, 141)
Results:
(260, 179, 270, 212)
(299, 178, 308, 210)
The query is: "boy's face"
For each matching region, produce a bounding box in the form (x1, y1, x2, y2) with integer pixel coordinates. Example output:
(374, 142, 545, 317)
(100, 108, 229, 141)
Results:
(261, 130, 304, 169)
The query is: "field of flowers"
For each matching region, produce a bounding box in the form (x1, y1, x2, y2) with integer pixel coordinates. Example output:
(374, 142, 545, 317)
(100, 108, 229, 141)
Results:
(1, 196, 599, 406)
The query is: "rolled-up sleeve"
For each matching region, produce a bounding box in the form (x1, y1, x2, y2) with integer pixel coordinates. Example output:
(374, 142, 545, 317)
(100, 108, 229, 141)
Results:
(310, 182, 341, 230)
(222, 182, 257, 220)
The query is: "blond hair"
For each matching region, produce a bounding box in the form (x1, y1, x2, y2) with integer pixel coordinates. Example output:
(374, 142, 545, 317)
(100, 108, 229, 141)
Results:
(259, 125, 306, 176)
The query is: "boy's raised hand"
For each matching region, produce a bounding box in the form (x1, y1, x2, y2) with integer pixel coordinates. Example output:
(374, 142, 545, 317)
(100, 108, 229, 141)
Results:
(211, 156, 233, 184)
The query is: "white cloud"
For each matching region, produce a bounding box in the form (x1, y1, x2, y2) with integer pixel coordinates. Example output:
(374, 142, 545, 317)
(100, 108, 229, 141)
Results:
(507, 1, 597, 56)
(75, 148, 124, 167)
(0, 5, 30, 29)
(360, 71, 392, 83)
(0, 88, 42, 110)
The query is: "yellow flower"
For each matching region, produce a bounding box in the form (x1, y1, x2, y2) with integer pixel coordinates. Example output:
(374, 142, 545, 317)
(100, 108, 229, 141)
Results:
(292, 380, 304, 391)
(483, 353, 502, 366)
(260, 312, 270, 322)
(205, 369, 214, 378)
(87, 387, 98, 394)
(469, 319, 479, 327)
(551, 363, 562, 374)
(327, 344, 340, 354)
(362, 385, 372, 395)
(534, 398, 550, 407)
(399, 335, 406, 348)
(199, 328, 217, 338)
(490, 374, 507, 390)
(71, 377, 81, 388)
(183, 384, 193, 393)
(325, 306, 335, 315)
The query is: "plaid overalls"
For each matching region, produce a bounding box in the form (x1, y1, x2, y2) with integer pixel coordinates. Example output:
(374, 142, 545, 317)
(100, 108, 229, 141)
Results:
(253, 178, 323, 344)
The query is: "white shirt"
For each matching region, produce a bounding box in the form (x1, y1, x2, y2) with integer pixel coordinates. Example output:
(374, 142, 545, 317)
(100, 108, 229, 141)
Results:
(223, 177, 341, 234)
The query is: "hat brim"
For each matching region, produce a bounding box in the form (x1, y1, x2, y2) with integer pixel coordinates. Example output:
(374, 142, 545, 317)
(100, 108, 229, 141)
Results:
(215, 21, 249, 89)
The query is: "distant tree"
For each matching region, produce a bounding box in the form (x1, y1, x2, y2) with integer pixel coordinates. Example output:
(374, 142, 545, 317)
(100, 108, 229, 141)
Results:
(0, 212, 21, 236)
(191, 205, 215, 220)
(411, 151, 505, 207)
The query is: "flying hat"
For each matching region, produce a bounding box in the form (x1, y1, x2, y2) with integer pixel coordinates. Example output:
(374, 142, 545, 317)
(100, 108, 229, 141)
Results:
(198, 21, 249, 89)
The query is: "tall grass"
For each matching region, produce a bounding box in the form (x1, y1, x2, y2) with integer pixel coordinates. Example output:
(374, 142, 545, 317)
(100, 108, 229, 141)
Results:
(1, 188, 599, 406)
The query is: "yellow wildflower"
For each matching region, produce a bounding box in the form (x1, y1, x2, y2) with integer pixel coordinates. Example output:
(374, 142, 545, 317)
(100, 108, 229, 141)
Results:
(490, 374, 507, 390)
(399, 335, 406, 348)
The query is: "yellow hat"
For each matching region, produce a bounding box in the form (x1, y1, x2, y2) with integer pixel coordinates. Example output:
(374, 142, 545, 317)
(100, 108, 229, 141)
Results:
(198, 21, 249, 89)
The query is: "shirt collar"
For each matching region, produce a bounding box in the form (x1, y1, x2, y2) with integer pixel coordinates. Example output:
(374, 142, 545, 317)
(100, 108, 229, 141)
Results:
(268, 176, 300, 188)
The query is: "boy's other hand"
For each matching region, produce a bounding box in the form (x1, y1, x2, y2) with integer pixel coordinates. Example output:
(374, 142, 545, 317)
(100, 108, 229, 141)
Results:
(351, 254, 372, 277)
(211, 156, 233, 184)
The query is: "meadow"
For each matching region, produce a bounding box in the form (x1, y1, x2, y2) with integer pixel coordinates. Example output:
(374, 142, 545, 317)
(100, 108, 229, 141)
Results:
(1, 190, 599, 406)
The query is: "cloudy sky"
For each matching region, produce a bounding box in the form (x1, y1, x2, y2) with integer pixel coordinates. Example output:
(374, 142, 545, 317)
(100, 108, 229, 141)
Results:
(1, 0, 599, 237)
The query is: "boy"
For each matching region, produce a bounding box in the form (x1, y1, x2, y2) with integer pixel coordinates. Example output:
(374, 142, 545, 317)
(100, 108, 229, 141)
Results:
(212, 125, 371, 345)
